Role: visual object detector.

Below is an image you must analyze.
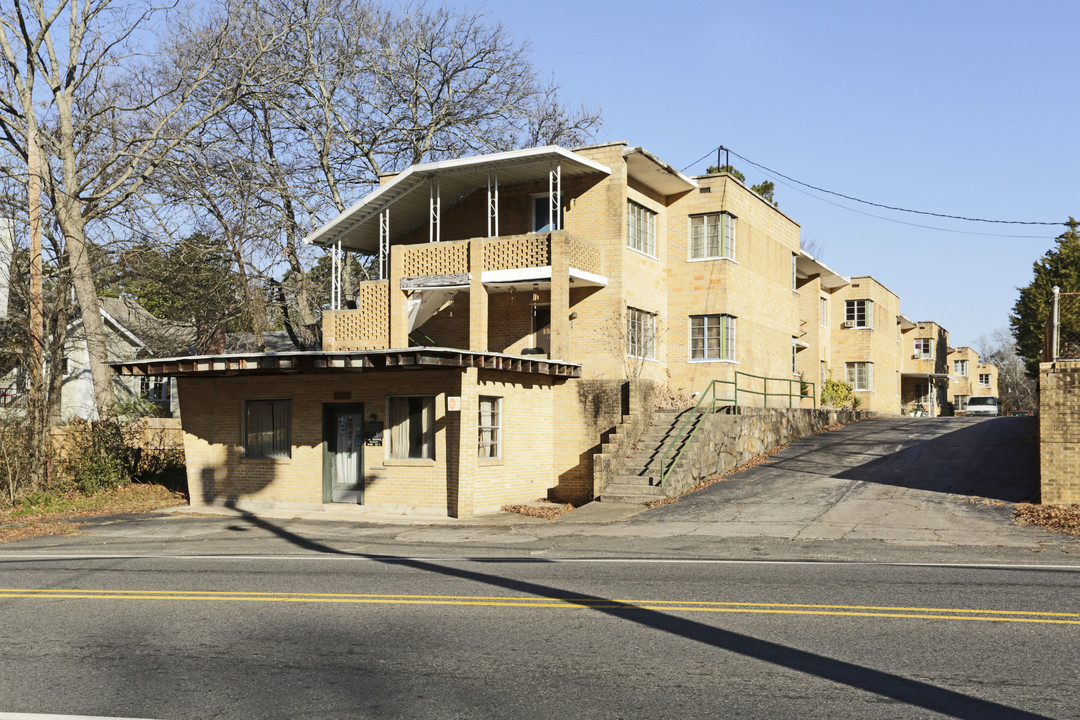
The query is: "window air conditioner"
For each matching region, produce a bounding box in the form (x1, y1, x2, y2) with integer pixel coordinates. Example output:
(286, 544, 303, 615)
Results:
(843, 320, 856, 328)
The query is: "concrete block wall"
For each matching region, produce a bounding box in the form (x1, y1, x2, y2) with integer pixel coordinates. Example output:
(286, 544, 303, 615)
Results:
(1039, 361, 1080, 503)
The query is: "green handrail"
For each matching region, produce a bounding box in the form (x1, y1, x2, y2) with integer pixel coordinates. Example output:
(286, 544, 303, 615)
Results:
(658, 373, 818, 486)
(658, 379, 735, 485)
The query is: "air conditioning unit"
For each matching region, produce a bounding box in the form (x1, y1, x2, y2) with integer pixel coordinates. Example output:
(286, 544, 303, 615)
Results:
(843, 320, 856, 329)
(912, 353, 923, 359)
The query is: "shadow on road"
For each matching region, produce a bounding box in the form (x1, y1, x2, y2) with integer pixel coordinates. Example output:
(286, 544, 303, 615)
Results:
(232, 509, 1050, 720)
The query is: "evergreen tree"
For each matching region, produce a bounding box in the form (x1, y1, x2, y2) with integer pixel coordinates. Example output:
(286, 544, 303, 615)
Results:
(1010, 218, 1080, 376)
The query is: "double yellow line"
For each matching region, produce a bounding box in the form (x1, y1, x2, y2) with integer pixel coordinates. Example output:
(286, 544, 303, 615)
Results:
(2, 588, 1079, 625)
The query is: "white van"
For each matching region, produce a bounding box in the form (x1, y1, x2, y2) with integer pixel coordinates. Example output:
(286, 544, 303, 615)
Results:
(965, 396, 999, 417)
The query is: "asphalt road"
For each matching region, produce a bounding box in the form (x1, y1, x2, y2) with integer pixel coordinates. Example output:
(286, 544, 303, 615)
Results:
(1, 415, 1078, 718)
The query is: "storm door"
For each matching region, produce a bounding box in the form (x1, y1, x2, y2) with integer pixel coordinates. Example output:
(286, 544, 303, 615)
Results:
(322, 403, 365, 503)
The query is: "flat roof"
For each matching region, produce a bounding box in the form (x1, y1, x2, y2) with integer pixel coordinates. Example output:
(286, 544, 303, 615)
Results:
(110, 348, 581, 379)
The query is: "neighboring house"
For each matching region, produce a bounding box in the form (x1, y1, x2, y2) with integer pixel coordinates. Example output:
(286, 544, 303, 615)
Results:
(2, 296, 190, 421)
(947, 346, 998, 414)
(900, 321, 951, 416)
(109, 141, 992, 516)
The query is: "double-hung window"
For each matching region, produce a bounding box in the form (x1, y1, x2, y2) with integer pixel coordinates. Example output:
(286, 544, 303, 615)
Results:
(820, 297, 828, 327)
(846, 362, 873, 391)
(690, 314, 735, 361)
(978, 373, 991, 388)
(954, 395, 969, 412)
(845, 299, 872, 328)
(628, 201, 657, 256)
(627, 307, 657, 359)
(478, 396, 501, 459)
(913, 338, 933, 359)
(388, 396, 435, 460)
(244, 399, 291, 459)
(689, 212, 735, 260)
(953, 360, 969, 377)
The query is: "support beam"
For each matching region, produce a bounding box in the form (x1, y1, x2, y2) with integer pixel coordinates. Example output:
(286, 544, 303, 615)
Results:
(549, 161, 562, 231)
(429, 176, 441, 243)
(487, 168, 499, 237)
(379, 209, 390, 280)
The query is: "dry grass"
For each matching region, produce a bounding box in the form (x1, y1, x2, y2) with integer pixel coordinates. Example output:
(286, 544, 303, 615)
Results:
(1014, 503, 1080, 537)
(0, 484, 185, 544)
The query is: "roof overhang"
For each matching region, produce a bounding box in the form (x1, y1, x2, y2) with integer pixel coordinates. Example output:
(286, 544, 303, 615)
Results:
(110, 348, 582, 379)
(897, 314, 918, 331)
(901, 372, 950, 380)
(303, 146, 611, 253)
(796, 250, 849, 289)
(623, 146, 697, 196)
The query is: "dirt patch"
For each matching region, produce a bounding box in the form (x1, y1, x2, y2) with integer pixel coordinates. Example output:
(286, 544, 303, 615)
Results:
(1014, 503, 1080, 537)
(501, 501, 575, 520)
(0, 484, 186, 544)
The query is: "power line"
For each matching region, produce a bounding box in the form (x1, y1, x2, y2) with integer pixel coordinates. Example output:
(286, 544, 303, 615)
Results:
(681, 146, 1065, 227)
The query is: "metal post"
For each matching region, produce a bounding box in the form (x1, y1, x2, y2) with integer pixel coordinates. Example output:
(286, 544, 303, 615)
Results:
(487, 168, 499, 237)
(549, 161, 561, 231)
(379, 210, 390, 281)
(331, 241, 340, 310)
(1053, 285, 1061, 362)
(429, 176, 441, 243)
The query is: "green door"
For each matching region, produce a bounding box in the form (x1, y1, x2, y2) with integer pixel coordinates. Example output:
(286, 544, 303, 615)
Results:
(323, 403, 365, 503)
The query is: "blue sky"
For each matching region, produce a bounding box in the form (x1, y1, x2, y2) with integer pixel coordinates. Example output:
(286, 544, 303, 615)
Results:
(471, 0, 1079, 348)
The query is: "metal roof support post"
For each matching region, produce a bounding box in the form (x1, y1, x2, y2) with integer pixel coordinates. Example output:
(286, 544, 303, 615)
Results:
(487, 168, 499, 237)
(1053, 285, 1061, 362)
(379, 209, 390, 280)
(331, 241, 340, 310)
(549, 161, 562, 231)
(429, 176, 441, 243)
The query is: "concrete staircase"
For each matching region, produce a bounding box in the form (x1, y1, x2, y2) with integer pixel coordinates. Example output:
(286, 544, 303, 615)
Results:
(600, 408, 701, 503)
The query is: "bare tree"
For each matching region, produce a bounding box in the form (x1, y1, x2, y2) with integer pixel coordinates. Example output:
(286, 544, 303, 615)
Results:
(151, 0, 602, 349)
(0, 0, 286, 417)
(974, 328, 1037, 414)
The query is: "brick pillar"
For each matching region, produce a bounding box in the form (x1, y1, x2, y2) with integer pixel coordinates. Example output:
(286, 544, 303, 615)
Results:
(550, 232, 570, 360)
(388, 245, 409, 348)
(468, 240, 489, 352)
(453, 367, 479, 517)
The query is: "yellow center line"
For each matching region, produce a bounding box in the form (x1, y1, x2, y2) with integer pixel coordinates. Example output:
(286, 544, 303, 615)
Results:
(1, 588, 1078, 625)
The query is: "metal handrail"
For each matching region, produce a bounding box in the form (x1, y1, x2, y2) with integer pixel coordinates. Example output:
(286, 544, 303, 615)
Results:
(658, 378, 735, 486)
(658, 373, 817, 486)
(734, 371, 816, 409)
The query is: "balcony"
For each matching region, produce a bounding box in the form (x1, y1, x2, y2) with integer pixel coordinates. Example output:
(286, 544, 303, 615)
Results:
(323, 231, 604, 353)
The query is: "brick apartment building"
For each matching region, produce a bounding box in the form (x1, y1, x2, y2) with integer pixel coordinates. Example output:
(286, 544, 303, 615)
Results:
(112, 141, 996, 516)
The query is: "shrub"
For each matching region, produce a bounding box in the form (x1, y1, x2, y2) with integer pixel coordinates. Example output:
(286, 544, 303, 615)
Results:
(59, 417, 137, 495)
(820, 368, 853, 408)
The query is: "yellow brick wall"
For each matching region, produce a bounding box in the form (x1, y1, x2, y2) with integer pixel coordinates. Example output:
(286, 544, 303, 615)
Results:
(1039, 361, 1080, 503)
(828, 277, 902, 413)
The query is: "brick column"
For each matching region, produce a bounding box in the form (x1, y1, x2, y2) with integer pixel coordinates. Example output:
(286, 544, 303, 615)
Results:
(468, 240, 489, 352)
(550, 232, 570, 360)
(388, 245, 409, 348)
(453, 367, 479, 517)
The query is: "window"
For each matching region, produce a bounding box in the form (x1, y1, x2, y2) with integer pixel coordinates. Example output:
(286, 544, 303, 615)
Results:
(628, 201, 657, 256)
(388, 396, 435, 460)
(791, 340, 798, 374)
(954, 395, 969, 412)
(913, 338, 933, 359)
(846, 362, 873, 391)
(979, 373, 991, 388)
(953, 360, 969, 377)
(627, 307, 657, 359)
(845, 299, 872, 329)
(690, 314, 736, 361)
(913, 382, 930, 405)
(244, 399, 291, 459)
(819, 297, 828, 327)
(689, 212, 735, 260)
(141, 376, 170, 403)
(792, 253, 799, 290)
(478, 396, 501, 459)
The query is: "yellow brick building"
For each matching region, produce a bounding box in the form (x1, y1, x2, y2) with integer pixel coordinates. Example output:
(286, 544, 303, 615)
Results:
(111, 141, 983, 516)
(946, 346, 998, 414)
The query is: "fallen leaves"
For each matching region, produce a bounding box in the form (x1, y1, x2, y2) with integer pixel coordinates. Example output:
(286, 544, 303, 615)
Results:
(1014, 503, 1080, 537)
(501, 501, 575, 520)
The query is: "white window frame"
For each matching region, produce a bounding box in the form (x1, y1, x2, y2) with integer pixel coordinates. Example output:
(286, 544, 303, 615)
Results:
(953, 360, 969, 377)
(689, 314, 736, 362)
(791, 253, 799, 291)
(913, 338, 933, 359)
(387, 395, 436, 460)
(791, 340, 798, 374)
(627, 307, 657, 360)
(978, 373, 991, 388)
(628, 200, 657, 256)
(845, 299, 872, 329)
(819, 296, 828, 327)
(243, 399, 292, 459)
(846, 362, 873, 391)
(478, 396, 501, 459)
(954, 395, 969, 412)
(688, 212, 735, 261)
